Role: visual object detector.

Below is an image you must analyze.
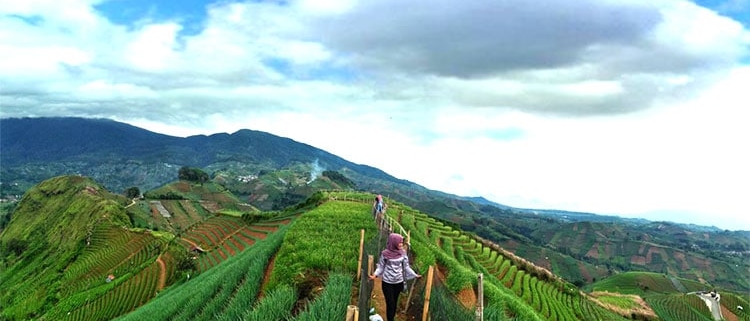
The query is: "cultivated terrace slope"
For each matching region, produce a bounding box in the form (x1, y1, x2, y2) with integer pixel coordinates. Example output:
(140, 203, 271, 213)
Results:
(0, 176, 133, 319)
(121, 191, 636, 320)
(2, 176, 748, 321)
(0, 175, 295, 321)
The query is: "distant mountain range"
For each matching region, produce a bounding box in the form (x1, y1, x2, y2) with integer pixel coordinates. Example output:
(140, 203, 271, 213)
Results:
(2, 116, 748, 290)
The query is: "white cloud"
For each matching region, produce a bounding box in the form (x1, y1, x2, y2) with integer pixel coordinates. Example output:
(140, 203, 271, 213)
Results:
(124, 23, 181, 71)
(1, 0, 749, 229)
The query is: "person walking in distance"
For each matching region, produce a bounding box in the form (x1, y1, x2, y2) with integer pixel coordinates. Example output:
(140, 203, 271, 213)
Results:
(369, 233, 421, 321)
(373, 194, 387, 220)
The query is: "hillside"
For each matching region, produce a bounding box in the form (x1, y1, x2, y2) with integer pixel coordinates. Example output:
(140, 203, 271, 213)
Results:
(2, 117, 749, 295)
(0, 176, 297, 320)
(0, 176, 134, 319)
(590, 272, 750, 321)
(2, 177, 749, 320)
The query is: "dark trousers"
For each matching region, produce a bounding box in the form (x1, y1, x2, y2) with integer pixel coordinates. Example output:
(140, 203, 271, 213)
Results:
(381, 281, 403, 321)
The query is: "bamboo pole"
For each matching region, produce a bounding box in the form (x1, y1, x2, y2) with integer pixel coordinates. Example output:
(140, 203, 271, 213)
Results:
(357, 229, 365, 280)
(403, 276, 416, 314)
(346, 305, 357, 321)
(358, 255, 373, 321)
(476, 273, 484, 321)
(422, 266, 435, 321)
(368, 255, 374, 276)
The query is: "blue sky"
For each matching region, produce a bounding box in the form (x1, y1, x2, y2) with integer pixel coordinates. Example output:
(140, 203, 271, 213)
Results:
(94, 0, 211, 36)
(694, 0, 750, 25)
(1, 0, 749, 230)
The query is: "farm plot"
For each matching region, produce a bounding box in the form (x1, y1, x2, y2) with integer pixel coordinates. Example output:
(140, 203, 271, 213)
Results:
(646, 294, 714, 321)
(53, 259, 163, 321)
(63, 226, 163, 296)
(391, 200, 628, 321)
(178, 214, 291, 272)
(116, 224, 288, 321)
(159, 200, 206, 231)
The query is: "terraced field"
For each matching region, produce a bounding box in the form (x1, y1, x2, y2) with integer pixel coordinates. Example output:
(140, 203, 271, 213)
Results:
(177, 214, 291, 272)
(389, 201, 630, 321)
(62, 226, 164, 297)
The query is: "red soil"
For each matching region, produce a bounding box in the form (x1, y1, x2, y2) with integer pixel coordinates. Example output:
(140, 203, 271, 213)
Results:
(156, 256, 167, 290)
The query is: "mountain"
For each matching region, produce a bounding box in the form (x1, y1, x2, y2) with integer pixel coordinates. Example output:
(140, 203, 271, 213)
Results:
(1, 117, 748, 293)
(0, 117, 405, 193)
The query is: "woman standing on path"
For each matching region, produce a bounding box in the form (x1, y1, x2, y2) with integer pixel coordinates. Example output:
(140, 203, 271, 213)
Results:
(369, 233, 421, 321)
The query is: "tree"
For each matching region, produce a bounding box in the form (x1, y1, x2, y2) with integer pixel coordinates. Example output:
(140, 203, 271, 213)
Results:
(4, 238, 28, 256)
(124, 186, 140, 199)
(322, 170, 356, 188)
(178, 167, 209, 184)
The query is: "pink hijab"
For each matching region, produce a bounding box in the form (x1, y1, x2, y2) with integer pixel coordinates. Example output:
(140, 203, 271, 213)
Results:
(382, 233, 405, 260)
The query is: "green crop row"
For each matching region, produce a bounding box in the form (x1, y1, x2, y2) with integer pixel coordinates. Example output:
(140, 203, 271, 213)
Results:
(63, 227, 162, 297)
(646, 294, 714, 321)
(721, 292, 750, 321)
(233, 285, 296, 321)
(388, 197, 631, 321)
(267, 200, 377, 290)
(55, 259, 161, 321)
(390, 208, 545, 320)
(115, 224, 287, 321)
(289, 273, 353, 321)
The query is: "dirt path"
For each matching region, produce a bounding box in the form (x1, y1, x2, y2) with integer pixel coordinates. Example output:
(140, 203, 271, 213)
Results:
(370, 277, 421, 321)
(370, 278, 388, 319)
(257, 254, 277, 300)
(155, 255, 167, 290)
(721, 305, 739, 321)
(181, 237, 198, 248)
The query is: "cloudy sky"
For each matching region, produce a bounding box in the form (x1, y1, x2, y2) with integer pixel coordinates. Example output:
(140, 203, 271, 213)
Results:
(1, 0, 749, 230)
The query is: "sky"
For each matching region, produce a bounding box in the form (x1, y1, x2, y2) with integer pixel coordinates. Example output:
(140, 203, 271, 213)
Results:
(1, 0, 749, 230)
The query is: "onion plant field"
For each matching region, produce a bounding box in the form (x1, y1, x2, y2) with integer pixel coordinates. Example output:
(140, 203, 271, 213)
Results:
(6, 176, 745, 321)
(35, 223, 168, 321)
(722, 292, 750, 321)
(116, 224, 289, 321)
(645, 294, 714, 321)
(591, 271, 706, 296)
(118, 192, 374, 321)
(49, 257, 163, 321)
(177, 214, 276, 272)
(266, 198, 378, 289)
(592, 271, 750, 321)
(383, 198, 632, 321)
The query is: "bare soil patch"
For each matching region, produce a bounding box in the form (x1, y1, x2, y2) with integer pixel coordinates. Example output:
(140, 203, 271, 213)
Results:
(721, 305, 740, 321)
(579, 262, 593, 283)
(252, 225, 280, 233)
(156, 255, 167, 290)
(435, 264, 475, 309)
(257, 253, 277, 300)
(174, 181, 191, 192)
(223, 242, 236, 256)
(589, 291, 657, 320)
(234, 233, 256, 246)
(242, 228, 268, 240)
(216, 248, 228, 260)
(585, 243, 600, 259)
(631, 255, 647, 265)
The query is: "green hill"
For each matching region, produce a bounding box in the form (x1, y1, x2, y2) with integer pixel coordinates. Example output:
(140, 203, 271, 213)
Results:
(591, 271, 707, 296)
(0, 176, 132, 319)
(3, 117, 749, 299)
(2, 175, 749, 321)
